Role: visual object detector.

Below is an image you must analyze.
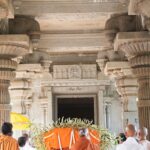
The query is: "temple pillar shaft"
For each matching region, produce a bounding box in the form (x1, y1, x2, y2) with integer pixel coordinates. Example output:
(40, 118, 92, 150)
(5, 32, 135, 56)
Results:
(115, 32, 150, 139)
(137, 77, 150, 139)
(98, 88, 105, 127)
(0, 59, 17, 126)
(0, 35, 30, 126)
(47, 87, 53, 123)
(0, 80, 11, 123)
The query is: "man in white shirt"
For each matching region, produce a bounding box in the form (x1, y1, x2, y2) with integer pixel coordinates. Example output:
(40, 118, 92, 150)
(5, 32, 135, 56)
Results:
(138, 127, 150, 150)
(116, 124, 144, 150)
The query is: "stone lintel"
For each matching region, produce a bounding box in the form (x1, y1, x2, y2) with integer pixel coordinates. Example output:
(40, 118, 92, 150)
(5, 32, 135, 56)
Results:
(38, 33, 112, 53)
(14, 1, 127, 15)
(49, 79, 111, 87)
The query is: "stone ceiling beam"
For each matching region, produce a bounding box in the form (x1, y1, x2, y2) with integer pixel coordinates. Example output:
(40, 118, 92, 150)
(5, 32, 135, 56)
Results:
(38, 33, 112, 53)
(13, 1, 127, 16)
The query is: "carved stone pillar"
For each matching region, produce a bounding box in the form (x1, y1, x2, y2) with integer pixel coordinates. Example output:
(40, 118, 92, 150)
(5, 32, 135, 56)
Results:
(40, 99, 48, 126)
(39, 86, 48, 126)
(24, 97, 32, 117)
(47, 87, 53, 123)
(98, 86, 105, 127)
(41, 60, 53, 124)
(104, 61, 138, 128)
(115, 32, 150, 139)
(0, 35, 29, 126)
(10, 79, 32, 114)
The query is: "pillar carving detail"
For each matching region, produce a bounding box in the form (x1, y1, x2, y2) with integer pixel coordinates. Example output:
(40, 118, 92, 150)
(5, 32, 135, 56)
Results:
(104, 61, 138, 127)
(104, 61, 138, 109)
(10, 79, 32, 114)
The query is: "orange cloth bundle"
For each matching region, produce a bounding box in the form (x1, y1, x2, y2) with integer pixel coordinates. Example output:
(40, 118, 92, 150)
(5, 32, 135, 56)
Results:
(43, 128, 100, 150)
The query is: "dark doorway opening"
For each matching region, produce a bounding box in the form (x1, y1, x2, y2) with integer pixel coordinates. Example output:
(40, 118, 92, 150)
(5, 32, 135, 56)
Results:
(57, 97, 94, 123)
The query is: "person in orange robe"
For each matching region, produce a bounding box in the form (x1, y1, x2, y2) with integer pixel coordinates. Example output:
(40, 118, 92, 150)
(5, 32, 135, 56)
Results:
(70, 129, 100, 150)
(0, 122, 19, 150)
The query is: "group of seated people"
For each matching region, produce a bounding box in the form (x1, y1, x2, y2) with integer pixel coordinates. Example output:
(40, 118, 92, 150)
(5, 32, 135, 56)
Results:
(0, 122, 150, 150)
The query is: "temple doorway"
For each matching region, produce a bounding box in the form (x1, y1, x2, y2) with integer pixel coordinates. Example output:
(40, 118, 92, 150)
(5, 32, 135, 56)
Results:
(54, 95, 97, 123)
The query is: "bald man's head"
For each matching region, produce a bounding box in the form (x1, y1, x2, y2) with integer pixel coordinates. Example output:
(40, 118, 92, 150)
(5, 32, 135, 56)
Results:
(138, 127, 148, 140)
(125, 124, 136, 138)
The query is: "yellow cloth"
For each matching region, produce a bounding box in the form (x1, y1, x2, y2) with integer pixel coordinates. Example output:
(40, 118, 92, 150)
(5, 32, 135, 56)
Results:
(0, 135, 19, 150)
(11, 112, 31, 130)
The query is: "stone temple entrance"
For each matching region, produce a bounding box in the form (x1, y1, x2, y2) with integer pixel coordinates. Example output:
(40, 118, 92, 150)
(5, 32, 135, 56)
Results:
(55, 96, 96, 123)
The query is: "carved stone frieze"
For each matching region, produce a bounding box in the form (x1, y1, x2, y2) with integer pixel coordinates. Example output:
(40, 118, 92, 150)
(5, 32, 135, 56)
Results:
(68, 65, 81, 79)
(53, 64, 97, 79)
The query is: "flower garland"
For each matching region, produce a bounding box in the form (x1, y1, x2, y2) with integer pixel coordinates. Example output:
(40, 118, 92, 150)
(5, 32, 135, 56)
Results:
(31, 118, 116, 150)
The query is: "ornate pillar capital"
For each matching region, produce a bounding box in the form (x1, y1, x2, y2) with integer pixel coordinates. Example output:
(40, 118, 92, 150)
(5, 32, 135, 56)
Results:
(115, 32, 150, 58)
(104, 61, 133, 78)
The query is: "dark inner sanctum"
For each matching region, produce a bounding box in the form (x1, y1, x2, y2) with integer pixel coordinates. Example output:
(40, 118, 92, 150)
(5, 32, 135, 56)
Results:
(57, 97, 94, 122)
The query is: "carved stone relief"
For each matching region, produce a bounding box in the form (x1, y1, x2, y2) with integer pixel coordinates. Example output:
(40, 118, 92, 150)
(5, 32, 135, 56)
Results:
(53, 64, 97, 79)
(68, 65, 81, 79)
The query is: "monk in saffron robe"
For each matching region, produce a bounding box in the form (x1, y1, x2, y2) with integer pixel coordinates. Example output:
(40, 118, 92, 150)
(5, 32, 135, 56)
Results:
(0, 122, 19, 150)
(71, 129, 100, 150)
